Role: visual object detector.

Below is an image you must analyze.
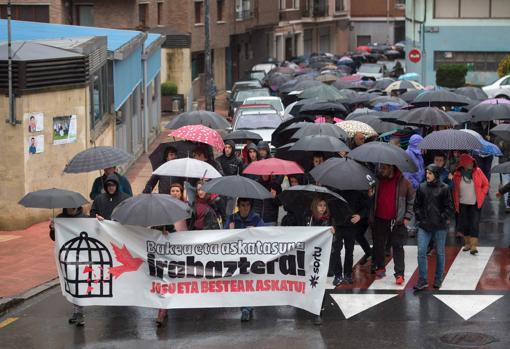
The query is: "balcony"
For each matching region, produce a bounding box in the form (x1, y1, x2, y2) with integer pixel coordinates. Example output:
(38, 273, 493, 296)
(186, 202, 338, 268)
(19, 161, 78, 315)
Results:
(279, 9, 302, 22)
(235, 9, 254, 20)
(302, 0, 329, 18)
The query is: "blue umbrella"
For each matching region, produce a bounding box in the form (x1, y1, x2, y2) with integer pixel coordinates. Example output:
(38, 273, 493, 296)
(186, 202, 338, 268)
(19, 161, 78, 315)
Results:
(460, 129, 502, 156)
(399, 73, 420, 81)
(373, 102, 403, 111)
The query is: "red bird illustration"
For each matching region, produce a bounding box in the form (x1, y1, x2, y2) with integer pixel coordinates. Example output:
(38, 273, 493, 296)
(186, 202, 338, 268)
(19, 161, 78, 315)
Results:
(109, 242, 144, 279)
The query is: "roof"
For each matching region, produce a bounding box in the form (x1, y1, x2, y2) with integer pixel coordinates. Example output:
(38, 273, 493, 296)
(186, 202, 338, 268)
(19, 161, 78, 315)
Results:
(149, 27, 191, 48)
(0, 41, 84, 61)
(0, 19, 147, 59)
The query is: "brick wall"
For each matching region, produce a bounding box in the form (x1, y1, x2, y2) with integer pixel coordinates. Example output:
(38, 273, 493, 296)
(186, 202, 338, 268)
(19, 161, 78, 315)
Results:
(351, 0, 405, 18)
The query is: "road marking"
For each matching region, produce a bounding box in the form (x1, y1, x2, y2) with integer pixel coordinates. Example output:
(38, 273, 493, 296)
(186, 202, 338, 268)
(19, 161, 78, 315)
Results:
(369, 245, 418, 290)
(434, 294, 504, 320)
(0, 317, 18, 329)
(325, 245, 365, 289)
(330, 294, 397, 319)
(441, 247, 494, 291)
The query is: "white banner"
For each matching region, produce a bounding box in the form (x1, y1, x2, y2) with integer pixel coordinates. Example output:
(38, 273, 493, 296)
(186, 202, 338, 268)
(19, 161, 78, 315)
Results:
(55, 218, 332, 315)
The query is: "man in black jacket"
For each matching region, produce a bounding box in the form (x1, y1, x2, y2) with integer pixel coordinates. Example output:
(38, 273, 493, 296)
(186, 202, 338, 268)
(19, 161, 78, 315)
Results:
(143, 146, 183, 194)
(216, 140, 242, 176)
(413, 164, 454, 291)
(90, 174, 130, 220)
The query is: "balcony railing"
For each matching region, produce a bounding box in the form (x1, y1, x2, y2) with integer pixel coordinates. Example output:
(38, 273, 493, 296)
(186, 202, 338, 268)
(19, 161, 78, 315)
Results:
(302, 0, 329, 18)
(235, 9, 254, 20)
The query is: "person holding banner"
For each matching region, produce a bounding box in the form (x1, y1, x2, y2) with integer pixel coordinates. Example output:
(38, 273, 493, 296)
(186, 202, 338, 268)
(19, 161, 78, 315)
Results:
(224, 198, 264, 321)
(189, 181, 222, 230)
(90, 175, 130, 220)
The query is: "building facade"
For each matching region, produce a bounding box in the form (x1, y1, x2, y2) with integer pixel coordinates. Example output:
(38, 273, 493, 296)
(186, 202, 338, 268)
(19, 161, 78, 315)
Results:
(405, 0, 510, 86)
(349, 0, 405, 49)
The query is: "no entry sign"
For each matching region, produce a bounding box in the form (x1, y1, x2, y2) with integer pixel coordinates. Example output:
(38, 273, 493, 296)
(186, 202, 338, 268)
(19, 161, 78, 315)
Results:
(408, 49, 421, 63)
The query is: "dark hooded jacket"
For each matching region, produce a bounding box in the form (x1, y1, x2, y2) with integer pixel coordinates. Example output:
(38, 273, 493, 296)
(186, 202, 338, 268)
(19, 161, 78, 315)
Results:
(242, 143, 260, 181)
(90, 172, 132, 200)
(414, 164, 454, 231)
(49, 207, 87, 241)
(253, 176, 281, 223)
(143, 147, 184, 194)
(90, 174, 130, 220)
(216, 140, 243, 176)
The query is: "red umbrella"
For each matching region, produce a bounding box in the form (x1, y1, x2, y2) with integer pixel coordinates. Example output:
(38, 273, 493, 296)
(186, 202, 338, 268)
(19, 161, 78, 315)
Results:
(243, 158, 304, 175)
(356, 46, 371, 53)
(169, 125, 224, 151)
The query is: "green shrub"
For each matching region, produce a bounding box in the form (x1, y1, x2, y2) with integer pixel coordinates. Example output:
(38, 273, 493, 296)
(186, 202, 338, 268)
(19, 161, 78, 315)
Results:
(498, 55, 510, 78)
(161, 81, 178, 96)
(436, 64, 467, 88)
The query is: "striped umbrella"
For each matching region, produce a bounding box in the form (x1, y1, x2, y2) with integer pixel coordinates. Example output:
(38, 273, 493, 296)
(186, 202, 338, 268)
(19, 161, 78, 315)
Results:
(418, 129, 483, 150)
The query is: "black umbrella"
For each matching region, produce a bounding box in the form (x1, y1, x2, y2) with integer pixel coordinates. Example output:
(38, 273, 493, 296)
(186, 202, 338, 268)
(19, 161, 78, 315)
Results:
(374, 78, 395, 90)
(454, 87, 488, 101)
(348, 141, 418, 172)
(223, 130, 263, 142)
(280, 79, 322, 93)
(298, 101, 348, 116)
(351, 114, 401, 134)
(148, 141, 196, 170)
(490, 124, 510, 142)
(491, 161, 510, 174)
(470, 101, 510, 122)
(447, 111, 471, 124)
(165, 111, 230, 129)
(368, 96, 408, 107)
(310, 158, 376, 190)
(275, 143, 314, 171)
(380, 107, 458, 127)
(278, 185, 351, 223)
(271, 115, 314, 147)
(111, 194, 191, 227)
(288, 98, 327, 116)
(19, 188, 88, 209)
(345, 108, 379, 120)
(202, 176, 272, 199)
(64, 146, 133, 173)
(290, 135, 350, 153)
(412, 90, 471, 107)
(400, 89, 424, 103)
(291, 123, 348, 141)
(418, 129, 482, 150)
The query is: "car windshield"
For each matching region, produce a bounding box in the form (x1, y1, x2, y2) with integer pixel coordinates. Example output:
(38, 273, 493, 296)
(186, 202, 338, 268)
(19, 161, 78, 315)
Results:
(235, 89, 270, 102)
(246, 99, 283, 112)
(250, 72, 265, 81)
(236, 113, 282, 129)
(359, 65, 382, 74)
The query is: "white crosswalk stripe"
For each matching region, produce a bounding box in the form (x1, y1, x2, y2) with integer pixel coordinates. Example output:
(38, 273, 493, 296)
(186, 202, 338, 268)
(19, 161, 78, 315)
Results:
(369, 245, 418, 290)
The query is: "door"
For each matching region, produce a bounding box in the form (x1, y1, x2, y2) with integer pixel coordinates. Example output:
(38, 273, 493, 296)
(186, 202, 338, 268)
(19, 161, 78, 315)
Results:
(285, 37, 293, 61)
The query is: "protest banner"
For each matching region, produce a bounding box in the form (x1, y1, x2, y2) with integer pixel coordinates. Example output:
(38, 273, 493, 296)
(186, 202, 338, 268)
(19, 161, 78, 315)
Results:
(55, 218, 332, 315)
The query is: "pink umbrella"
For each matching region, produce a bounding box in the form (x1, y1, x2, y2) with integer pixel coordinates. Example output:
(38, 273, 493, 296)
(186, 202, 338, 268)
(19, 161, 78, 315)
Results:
(315, 116, 343, 123)
(356, 46, 371, 53)
(480, 98, 510, 105)
(169, 125, 224, 151)
(340, 74, 362, 82)
(243, 158, 304, 175)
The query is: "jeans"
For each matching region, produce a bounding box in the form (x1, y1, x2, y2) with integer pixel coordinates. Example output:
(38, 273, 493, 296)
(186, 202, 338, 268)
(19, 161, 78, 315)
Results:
(503, 174, 510, 208)
(373, 218, 407, 276)
(417, 228, 447, 283)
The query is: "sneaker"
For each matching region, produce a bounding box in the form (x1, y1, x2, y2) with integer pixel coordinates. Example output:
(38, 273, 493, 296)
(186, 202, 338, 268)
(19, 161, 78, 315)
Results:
(241, 309, 252, 322)
(68, 312, 80, 324)
(343, 275, 353, 284)
(375, 268, 386, 279)
(395, 275, 405, 285)
(413, 279, 428, 291)
(75, 313, 85, 327)
(313, 315, 323, 325)
(359, 254, 371, 265)
(433, 279, 442, 289)
(333, 275, 343, 286)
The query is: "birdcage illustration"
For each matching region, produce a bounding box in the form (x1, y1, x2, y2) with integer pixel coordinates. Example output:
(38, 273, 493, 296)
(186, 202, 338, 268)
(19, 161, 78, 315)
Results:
(59, 231, 113, 298)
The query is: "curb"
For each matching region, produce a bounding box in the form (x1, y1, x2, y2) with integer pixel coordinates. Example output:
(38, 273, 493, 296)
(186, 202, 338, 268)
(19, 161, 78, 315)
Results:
(0, 278, 60, 315)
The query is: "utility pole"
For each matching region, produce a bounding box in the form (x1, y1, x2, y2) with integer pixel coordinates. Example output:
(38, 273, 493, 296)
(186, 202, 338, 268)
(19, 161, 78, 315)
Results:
(7, 0, 17, 125)
(204, 0, 213, 111)
(386, 0, 390, 45)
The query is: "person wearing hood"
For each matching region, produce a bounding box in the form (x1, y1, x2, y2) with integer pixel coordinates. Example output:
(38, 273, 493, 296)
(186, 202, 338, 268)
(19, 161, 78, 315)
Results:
(216, 140, 242, 176)
(49, 206, 88, 326)
(452, 153, 489, 255)
(89, 166, 132, 200)
(403, 134, 425, 190)
(242, 143, 260, 181)
(192, 146, 224, 175)
(90, 174, 130, 220)
(189, 180, 222, 230)
(370, 164, 414, 285)
(413, 164, 454, 291)
(143, 146, 183, 194)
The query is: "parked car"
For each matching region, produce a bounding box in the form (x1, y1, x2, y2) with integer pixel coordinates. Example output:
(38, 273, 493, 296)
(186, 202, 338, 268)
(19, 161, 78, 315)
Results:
(242, 96, 285, 116)
(232, 107, 283, 147)
(247, 70, 266, 82)
(229, 88, 271, 117)
(227, 80, 262, 98)
(482, 75, 510, 99)
(357, 63, 388, 80)
(252, 63, 277, 74)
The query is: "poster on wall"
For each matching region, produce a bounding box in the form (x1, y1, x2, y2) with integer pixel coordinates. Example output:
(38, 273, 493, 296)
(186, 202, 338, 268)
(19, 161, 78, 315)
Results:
(53, 115, 77, 145)
(28, 135, 44, 154)
(26, 112, 44, 133)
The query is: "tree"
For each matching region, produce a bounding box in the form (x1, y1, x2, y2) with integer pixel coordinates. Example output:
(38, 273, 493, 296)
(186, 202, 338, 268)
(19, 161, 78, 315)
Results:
(498, 54, 510, 78)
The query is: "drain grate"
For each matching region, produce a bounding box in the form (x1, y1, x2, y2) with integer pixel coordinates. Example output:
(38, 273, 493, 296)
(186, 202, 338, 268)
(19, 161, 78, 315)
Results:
(439, 332, 498, 347)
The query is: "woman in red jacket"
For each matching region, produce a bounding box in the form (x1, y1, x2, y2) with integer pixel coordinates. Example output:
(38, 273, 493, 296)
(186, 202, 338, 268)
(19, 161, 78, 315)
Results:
(452, 154, 489, 255)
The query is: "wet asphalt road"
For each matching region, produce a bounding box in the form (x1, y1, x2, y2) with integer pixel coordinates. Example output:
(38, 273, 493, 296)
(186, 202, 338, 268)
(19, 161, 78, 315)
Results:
(0, 183, 509, 349)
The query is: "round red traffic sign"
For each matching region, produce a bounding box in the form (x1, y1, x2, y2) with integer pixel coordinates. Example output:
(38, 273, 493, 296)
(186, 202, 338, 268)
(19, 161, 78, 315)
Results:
(408, 49, 421, 63)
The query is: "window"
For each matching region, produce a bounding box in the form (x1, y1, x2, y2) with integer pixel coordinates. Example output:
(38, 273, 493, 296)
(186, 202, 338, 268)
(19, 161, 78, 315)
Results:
(217, 0, 224, 21)
(139, 3, 148, 27)
(433, 51, 510, 72)
(357, 35, 371, 46)
(77, 5, 93, 26)
(280, 0, 300, 10)
(236, 0, 253, 20)
(335, 0, 344, 12)
(0, 5, 49, 22)
(157, 2, 163, 25)
(90, 64, 110, 128)
(435, 0, 508, 18)
(195, 1, 203, 24)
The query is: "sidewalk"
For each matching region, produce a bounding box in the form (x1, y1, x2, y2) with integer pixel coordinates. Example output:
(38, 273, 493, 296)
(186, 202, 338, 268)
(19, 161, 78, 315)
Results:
(0, 98, 229, 309)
